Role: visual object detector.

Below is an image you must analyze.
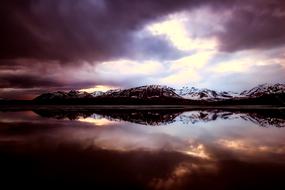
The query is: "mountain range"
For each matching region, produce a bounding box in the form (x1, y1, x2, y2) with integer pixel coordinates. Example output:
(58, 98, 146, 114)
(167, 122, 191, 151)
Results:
(34, 83, 285, 104)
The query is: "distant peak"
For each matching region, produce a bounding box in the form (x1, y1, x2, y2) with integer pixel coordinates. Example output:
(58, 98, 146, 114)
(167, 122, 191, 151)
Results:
(241, 83, 285, 97)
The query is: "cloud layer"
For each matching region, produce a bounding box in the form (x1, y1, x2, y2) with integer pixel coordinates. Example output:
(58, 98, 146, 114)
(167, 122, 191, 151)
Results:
(0, 0, 285, 99)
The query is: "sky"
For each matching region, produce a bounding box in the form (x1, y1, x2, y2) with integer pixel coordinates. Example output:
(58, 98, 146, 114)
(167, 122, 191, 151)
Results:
(0, 0, 285, 99)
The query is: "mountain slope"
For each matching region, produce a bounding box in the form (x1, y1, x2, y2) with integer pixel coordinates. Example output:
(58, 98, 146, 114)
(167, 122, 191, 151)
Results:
(100, 85, 181, 99)
(34, 90, 93, 101)
(241, 83, 285, 97)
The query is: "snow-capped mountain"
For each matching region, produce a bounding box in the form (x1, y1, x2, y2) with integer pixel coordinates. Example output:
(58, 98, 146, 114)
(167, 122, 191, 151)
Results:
(100, 85, 181, 99)
(103, 89, 122, 96)
(240, 83, 285, 97)
(34, 83, 285, 102)
(175, 83, 285, 101)
(175, 87, 243, 101)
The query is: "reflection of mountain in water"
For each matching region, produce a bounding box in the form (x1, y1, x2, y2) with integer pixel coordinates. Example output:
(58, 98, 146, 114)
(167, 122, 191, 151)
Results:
(176, 110, 285, 128)
(176, 111, 240, 124)
(34, 109, 285, 128)
(34, 109, 182, 126)
(240, 112, 285, 128)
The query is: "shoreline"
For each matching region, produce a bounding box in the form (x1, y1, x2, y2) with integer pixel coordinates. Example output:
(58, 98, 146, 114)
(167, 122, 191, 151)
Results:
(0, 104, 284, 111)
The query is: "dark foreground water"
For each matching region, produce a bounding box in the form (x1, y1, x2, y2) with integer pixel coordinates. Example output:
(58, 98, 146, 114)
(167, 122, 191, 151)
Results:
(0, 107, 285, 189)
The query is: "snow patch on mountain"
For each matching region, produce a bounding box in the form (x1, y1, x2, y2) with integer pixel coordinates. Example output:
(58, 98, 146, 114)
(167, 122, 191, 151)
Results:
(241, 83, 285, 97)
(90, 91, 104, 97)
(175, 86, 244, 101)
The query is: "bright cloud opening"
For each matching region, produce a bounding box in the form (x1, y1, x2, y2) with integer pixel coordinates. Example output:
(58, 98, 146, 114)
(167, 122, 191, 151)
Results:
(146, 11, 218, 51)
(80, 85, 115, 93)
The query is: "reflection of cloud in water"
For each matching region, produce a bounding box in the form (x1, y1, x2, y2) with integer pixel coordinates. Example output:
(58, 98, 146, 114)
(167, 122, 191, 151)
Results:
(149, 162, 218, 190)
(216, 138, 285, 161)
(1, 110, 285, 189)
(182, 144, 210, 159)
(1, 110, 284, 162)
(78, 114, 120, 126)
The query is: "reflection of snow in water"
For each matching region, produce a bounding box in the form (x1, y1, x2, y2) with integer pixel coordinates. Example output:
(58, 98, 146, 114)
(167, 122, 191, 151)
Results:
(77, 110, 285, 128)
(174, 111, 285, 128)
(1, 110, 285, 165)
(88, 110, 285, 128)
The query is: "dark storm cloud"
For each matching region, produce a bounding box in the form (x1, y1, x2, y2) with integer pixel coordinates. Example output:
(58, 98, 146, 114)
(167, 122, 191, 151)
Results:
(0, 0, 202, 62)
(218, 0, 285, 52)
(0, 74, 61, 88)
(0, 73, 101, 89)
(1, 0, 285, 61)
(1, 0, 284, 61)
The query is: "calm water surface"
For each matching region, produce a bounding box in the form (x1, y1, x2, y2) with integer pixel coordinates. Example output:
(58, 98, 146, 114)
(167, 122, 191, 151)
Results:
(0, 108, 285, 189)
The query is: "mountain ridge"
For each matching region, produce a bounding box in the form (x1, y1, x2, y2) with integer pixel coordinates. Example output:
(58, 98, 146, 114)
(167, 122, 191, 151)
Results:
(34, 83, 285, 103)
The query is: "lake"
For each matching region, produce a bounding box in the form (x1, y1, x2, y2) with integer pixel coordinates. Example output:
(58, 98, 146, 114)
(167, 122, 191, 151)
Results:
(0, 107, 285, 189)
